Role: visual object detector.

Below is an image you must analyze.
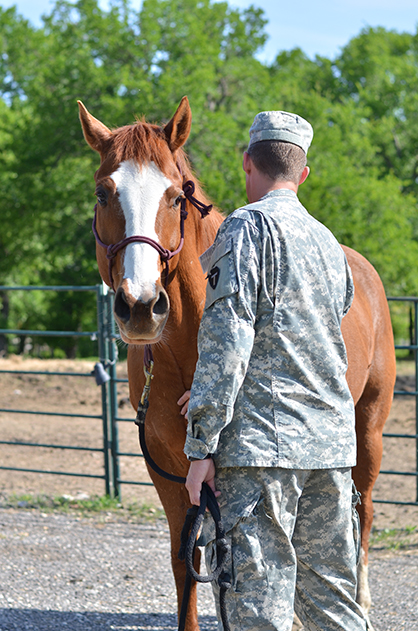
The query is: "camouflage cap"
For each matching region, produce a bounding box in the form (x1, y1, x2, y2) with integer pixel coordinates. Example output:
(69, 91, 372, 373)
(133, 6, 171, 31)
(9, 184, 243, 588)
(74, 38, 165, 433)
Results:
(248, 111, 314, 155)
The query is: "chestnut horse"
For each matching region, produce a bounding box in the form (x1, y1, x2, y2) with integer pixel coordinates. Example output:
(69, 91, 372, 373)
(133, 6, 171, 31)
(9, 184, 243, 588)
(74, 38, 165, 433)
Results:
(78, 97, 395, 630)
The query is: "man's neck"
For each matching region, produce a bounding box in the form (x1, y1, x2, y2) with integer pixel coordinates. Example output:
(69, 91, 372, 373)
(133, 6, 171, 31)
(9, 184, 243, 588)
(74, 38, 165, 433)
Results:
(248, 179, 298, 204)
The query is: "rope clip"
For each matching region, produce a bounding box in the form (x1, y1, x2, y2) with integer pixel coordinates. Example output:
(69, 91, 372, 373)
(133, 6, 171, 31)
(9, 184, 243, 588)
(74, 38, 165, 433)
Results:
(140, 360, 154, 406)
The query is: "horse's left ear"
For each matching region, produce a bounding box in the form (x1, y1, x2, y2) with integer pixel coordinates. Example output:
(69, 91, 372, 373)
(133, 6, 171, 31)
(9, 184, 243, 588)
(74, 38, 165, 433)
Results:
(78, 100, 112, 154)
(164, 96, 192, 153)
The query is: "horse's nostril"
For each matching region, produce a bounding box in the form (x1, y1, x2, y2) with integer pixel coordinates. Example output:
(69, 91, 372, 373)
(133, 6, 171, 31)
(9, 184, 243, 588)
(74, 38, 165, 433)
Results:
(153, 291, 168, 315)
(114, 289, 131, 322)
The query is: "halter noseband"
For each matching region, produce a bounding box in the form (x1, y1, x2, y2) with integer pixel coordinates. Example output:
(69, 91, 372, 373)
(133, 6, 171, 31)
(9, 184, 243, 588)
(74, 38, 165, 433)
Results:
(92, 179, 212, 292)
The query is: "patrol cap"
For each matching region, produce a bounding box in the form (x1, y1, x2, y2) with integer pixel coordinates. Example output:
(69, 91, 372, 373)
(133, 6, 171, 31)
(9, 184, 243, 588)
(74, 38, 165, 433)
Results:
(248, 110, 313, 155)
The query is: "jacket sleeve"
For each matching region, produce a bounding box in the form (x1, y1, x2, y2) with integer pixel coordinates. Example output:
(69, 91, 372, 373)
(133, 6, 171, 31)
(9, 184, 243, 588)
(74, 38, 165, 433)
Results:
(184, 217, 262, 460)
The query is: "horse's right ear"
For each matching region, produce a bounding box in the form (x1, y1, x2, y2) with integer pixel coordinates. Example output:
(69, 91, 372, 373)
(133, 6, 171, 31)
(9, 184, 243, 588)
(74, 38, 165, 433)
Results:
(163, 96, 192, 153)
(78, 100, 112, 154)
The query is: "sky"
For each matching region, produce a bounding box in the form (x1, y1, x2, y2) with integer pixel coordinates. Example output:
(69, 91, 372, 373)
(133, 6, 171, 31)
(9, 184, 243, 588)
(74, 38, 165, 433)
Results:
(1, 0, 418, 62)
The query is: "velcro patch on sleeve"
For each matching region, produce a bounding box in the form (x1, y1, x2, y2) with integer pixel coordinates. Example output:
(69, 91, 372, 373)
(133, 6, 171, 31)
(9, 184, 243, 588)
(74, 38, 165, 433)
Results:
(203, 238, 238, 309)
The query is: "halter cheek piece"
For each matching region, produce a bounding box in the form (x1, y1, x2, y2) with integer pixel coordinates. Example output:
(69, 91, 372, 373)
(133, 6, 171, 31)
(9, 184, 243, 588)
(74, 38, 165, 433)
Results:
(92, 179, 212, 293)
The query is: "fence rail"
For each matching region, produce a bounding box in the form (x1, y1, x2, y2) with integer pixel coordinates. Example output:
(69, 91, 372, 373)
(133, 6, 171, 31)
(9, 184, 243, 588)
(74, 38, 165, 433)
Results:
(0, 287, 417, 504)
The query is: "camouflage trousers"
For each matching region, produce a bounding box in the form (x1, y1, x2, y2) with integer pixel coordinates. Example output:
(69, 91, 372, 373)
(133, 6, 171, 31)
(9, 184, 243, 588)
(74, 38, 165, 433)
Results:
(203, 466, 366, 631)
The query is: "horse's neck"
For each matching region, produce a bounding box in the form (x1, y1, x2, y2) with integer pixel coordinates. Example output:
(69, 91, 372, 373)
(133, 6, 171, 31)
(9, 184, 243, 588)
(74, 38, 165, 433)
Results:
(161, 203, 223, 388)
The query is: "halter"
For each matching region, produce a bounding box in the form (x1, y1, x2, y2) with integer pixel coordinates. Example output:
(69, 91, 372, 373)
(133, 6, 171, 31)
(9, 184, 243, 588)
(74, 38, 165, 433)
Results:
(92, 179, 212, 292)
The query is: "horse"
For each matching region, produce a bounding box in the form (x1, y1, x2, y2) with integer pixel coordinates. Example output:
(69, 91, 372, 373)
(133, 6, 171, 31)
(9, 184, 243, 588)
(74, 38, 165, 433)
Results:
(78, 96, 396, 630)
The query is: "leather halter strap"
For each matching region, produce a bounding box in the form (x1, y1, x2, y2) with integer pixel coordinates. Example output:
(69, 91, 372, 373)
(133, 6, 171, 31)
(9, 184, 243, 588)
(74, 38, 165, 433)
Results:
(92, 178, 212, 292)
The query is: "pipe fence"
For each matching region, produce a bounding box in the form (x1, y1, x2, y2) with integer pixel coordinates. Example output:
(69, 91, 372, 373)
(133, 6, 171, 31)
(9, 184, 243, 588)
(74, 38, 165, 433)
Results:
(0, 287, 417, 504)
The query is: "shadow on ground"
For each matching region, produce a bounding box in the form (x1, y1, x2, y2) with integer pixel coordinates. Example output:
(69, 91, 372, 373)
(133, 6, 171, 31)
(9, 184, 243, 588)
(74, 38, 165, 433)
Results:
(0, 609, 217, 631)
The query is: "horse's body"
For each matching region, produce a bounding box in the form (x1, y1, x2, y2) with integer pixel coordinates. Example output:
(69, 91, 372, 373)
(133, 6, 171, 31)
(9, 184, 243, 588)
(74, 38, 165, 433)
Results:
(79, 97, 396, 630)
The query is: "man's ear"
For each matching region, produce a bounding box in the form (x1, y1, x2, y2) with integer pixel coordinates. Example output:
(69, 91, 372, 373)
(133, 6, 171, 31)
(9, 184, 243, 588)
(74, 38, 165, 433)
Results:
(243, 151, 252, 175)
(299, 165, 310, 186)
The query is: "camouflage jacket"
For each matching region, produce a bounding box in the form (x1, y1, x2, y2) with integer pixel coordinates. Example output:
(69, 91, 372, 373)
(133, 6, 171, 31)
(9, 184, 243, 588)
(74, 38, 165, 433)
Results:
(184, 189, 356, 469)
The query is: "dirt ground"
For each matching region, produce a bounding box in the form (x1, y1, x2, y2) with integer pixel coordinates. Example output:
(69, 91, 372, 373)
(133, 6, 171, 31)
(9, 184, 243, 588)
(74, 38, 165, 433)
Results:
(0, 356, 418, 534)
(0, 356, 160, 507)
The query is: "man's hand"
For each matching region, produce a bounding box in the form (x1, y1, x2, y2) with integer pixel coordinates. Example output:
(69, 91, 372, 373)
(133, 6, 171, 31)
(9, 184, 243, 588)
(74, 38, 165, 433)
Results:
(185, 458, 218, 506)
(177, 390, 191, 419)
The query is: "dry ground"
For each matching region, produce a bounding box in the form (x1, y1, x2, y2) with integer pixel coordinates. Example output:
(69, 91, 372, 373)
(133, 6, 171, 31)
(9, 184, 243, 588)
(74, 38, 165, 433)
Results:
(0, 356, 159, 506)
(0, 356, 417, 536)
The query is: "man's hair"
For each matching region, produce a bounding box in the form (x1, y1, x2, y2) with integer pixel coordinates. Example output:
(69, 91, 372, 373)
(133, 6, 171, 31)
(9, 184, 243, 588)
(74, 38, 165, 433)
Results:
(247, 140, 307, 184)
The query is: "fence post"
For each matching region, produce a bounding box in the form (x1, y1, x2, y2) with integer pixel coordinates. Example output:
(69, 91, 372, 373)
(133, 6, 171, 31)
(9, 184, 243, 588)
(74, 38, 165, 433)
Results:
(415, 300, 418, 503)
(96, 284, 112, 497)
(106, 290, 121, 499)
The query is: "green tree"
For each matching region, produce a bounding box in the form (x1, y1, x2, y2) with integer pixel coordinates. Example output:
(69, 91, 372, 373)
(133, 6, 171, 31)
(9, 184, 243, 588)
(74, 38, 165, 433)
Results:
(336, 26, 418, 196)
(1, 2, 418, 357)
(0, 0, 271, 353)
(263, 39, 418, 295)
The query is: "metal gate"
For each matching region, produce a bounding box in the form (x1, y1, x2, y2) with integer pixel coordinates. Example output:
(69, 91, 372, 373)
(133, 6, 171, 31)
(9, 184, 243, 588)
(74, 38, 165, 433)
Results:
(376, 297, 418, 506)
(0, 286, 417, 504)
(0, 284, 116, 495)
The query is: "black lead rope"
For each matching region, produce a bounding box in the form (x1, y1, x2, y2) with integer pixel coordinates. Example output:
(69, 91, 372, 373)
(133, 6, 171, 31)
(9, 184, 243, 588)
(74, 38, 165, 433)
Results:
(135, 386, 231, 631)
(177, 483, 231, 631)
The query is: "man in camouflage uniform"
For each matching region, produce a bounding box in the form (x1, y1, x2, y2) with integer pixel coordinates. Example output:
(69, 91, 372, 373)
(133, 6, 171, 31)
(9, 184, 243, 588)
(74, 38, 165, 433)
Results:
(183, 111, 367, 631)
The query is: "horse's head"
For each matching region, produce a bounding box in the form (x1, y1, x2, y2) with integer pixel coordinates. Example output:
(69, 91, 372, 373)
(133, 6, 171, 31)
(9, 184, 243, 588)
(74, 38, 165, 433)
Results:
(78, 97, 193, 345)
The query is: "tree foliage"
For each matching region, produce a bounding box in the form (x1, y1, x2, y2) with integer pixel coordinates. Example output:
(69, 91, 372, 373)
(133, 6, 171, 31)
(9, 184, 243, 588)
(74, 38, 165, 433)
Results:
(1, 1, 418, 354)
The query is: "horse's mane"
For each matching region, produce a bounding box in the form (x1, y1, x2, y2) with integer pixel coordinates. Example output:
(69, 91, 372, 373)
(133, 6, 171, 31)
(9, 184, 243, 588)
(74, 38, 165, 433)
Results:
(111, 121, 215, 204)
(111, 122, 170, 172)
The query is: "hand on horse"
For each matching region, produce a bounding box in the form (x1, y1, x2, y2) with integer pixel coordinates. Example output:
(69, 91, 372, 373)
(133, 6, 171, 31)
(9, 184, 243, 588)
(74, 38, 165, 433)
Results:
(185, 458, 219, 506)
(177, 390, 191, 419)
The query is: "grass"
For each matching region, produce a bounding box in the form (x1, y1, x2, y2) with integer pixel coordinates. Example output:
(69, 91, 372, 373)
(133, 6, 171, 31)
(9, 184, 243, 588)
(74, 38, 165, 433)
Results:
(2, 493, 417, 550)
(0, 492, 166, 523)
(370, 525, 418, 550)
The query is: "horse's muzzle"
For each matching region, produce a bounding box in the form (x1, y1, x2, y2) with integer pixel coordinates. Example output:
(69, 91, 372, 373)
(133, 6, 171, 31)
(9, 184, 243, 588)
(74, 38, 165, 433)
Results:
(114, 284, 170, 343)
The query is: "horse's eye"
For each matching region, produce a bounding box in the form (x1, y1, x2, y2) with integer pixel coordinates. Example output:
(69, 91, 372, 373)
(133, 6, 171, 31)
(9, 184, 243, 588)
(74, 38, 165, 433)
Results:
(95, 187, 108, 207)
(174, 195, 184, 208)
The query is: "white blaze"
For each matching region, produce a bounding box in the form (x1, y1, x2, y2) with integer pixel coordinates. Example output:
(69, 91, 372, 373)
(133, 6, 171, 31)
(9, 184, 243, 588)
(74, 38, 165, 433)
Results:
(110, 160, 171, 301)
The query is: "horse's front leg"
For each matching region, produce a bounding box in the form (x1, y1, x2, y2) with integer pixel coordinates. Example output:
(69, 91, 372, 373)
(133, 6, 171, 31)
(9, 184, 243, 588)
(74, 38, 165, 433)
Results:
(148, 469, 201, 631)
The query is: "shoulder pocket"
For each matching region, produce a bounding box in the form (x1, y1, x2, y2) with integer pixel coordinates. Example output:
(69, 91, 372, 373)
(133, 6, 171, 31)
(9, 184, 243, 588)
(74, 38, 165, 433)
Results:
(203, 238, 238, 309)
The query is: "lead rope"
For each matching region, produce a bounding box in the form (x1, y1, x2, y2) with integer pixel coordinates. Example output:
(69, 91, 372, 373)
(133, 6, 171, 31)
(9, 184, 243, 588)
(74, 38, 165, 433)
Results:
(134, 348, 231, 631)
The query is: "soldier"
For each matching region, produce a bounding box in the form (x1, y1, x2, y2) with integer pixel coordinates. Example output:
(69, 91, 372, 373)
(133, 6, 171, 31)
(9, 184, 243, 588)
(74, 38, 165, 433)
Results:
(181, 111, 367, 631)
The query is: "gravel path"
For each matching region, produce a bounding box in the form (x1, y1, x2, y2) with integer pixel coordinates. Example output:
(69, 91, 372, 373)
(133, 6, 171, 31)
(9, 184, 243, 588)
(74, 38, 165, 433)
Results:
(0, 508, 417, 631)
